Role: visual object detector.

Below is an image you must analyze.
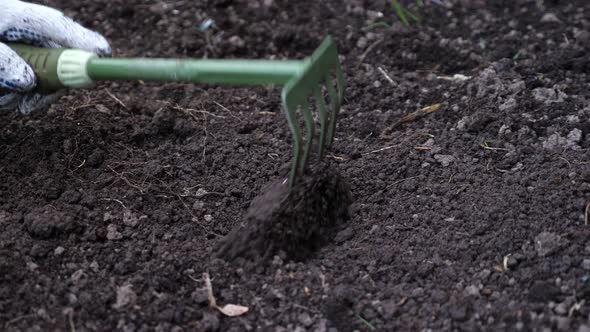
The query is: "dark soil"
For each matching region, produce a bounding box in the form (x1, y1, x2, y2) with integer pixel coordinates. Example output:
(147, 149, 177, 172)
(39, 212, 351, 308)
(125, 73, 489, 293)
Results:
(2, 0, 590, 331)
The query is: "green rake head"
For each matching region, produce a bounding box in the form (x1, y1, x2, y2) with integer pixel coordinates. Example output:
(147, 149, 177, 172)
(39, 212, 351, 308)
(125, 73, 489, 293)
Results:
(281, 37, 345, 187)
(10, 36, 345, 189)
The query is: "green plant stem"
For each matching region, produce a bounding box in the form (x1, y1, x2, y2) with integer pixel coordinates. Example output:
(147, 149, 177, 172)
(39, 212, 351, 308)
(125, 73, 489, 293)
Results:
(391, 0, 410, 27)
(390, 0, 422, 27)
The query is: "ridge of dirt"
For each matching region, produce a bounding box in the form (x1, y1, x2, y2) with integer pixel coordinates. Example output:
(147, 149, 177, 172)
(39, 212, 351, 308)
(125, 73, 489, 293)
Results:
(216, 162, 352, 264)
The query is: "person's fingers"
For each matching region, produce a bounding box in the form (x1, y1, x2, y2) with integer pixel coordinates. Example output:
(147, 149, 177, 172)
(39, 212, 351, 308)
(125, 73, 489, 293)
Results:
(0, 0, 111, 56)
(0, 42, 35, 92)
(0, 91, 19, 111)
(0, 91, 63, 115)
(17, 92, 63, 114)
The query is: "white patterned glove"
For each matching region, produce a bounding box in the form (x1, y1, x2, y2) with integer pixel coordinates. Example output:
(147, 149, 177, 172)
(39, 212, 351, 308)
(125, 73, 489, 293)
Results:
(0, 0, 111, 114)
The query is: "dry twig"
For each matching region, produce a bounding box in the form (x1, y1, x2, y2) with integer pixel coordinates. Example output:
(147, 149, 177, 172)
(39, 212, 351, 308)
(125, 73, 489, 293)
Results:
(107, 165, 148, 193)
(214, 101, 241, 121)
(106, 89, 128, 109)
(388, 176, 419, 188)
(168, 103, 226, 120)
(358, 38, 384, 63)
(377, 67, 395, 85)
(480, 141, 510, 152)
(100, 198, 127, 209)
(363, 145, 396, 155)
(381, 104, 441, 139)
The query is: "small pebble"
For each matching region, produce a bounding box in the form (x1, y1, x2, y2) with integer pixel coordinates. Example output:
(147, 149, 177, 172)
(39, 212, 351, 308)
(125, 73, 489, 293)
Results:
(464, 285, 480, 297)
(195, 188, 208, 198)
(540, 13, 561, 23)
(434, 154, 454, 167)
(554, 302, 568, 315)
(90, 260, 100, 273)
(54, 246, 65, 256)
(107, 224, 123, 241)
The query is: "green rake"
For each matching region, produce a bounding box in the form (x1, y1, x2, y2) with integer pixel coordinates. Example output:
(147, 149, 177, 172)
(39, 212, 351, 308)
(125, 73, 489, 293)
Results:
(10, 37, 345, 189)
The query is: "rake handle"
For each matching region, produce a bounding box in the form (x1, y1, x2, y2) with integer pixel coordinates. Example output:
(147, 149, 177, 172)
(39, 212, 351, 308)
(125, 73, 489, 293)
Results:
(88, 58, 303, 85)
(9, 43, 305, 91)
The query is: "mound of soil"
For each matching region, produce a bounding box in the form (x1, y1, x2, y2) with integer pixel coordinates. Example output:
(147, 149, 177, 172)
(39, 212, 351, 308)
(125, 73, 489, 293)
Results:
(2, 0, 590, 331)
(216, 162, 352, 263)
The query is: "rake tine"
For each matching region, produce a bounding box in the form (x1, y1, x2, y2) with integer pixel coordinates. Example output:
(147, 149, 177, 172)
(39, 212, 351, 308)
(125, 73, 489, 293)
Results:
(300, 98, 314, 175)
(335, 62, 345, 103)
(282, 99, 303, 188)
(327, 63, 345, 146)
(325, 74, 339, 146)
(314, 86, 329, 158)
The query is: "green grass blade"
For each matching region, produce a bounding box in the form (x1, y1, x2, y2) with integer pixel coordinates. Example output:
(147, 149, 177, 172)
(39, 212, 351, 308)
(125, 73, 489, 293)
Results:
(391, 0, 410, 27)
(405, 7, 421, 23)
(357, 315, 376, 331)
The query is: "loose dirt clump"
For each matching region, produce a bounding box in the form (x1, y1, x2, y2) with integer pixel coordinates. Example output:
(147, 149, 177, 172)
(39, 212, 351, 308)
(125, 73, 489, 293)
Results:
(216, 163, 352, 263)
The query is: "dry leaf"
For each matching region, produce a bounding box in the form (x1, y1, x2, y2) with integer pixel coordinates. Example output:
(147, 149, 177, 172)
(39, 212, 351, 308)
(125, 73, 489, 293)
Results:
(202, 272, 249, 317)
(217, 304, 249, 317)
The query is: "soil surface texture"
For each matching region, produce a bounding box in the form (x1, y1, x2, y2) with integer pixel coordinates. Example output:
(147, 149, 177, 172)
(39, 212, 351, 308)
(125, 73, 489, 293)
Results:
(2, 0, 590, 331)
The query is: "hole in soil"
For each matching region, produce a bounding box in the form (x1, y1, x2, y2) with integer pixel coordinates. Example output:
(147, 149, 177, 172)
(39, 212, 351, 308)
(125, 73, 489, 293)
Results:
(215, 162, 352, 264)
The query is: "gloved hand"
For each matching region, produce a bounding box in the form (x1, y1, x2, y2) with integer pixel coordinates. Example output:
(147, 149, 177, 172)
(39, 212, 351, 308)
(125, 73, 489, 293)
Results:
(0, 0, 111, 114)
